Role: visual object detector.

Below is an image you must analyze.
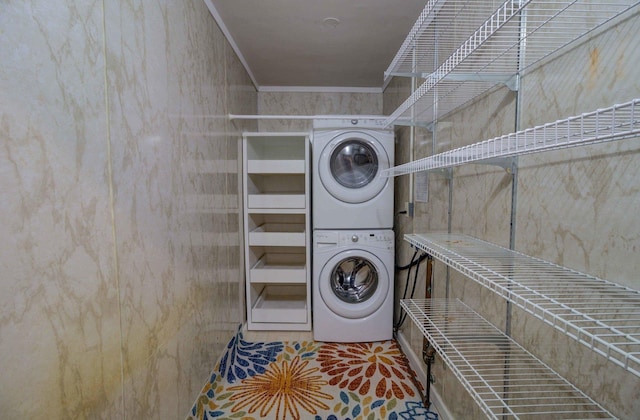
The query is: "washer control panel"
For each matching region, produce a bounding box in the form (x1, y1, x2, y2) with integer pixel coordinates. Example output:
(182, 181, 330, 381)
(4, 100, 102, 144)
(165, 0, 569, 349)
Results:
(314, 230, 394, 250)
(339, 231, 394, 248)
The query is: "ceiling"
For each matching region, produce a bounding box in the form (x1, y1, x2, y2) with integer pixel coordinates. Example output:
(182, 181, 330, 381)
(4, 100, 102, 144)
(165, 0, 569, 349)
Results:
(206, 0, 427, 90)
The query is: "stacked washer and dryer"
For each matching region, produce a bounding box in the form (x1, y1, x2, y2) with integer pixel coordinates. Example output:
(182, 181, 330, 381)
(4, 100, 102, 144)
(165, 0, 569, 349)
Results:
(311, 118, 395, 342)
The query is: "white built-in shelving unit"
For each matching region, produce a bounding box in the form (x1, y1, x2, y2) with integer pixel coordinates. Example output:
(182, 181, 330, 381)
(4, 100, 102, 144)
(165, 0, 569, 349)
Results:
(243, 133, 311, 331)
(385, 0, 640, 418)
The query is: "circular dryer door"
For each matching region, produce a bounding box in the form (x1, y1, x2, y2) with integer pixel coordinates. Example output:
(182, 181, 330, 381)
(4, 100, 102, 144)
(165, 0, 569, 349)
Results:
(318, 131, 390, 204)
(318, 249, 390, 319)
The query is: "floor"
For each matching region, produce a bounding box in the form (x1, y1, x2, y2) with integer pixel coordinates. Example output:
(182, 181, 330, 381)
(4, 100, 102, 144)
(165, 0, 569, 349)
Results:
(188, 326, 440, 419)
(243, 328, 441, 412)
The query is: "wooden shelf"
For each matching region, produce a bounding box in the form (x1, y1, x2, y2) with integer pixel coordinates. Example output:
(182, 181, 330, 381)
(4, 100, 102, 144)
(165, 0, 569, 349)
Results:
(251, 285, 308, 324)
(248, 223, 306, 247)
(250, 254, 306, 284)
(247, 159, 305, 174)
(247, 193, 306, 209)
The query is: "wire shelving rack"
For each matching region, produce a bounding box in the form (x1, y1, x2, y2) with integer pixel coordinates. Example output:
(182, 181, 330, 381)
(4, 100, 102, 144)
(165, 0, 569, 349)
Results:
(401, 298, 616, 419)
(384, 0, 640, 128)
(381, 98, 640, 177)
(386, 1, 640, 417)
(404, 233, 640, 377)
(384, 0, 501, 81)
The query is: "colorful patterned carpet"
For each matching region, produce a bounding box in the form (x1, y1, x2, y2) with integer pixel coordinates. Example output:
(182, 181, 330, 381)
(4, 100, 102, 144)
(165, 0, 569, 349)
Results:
(188, 327, 438, 420)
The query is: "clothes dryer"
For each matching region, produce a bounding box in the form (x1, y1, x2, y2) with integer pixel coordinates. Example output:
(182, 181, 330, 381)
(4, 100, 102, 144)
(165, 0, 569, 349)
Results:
(312, 118, 394, 229)
(312, 229, 394, 342)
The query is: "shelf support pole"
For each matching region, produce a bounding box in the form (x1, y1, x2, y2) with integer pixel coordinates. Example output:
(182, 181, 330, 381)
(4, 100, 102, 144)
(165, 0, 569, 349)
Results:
(446, 167, 453, 300)
(502, 5, 527, 415)
(407, 44, 418, 218)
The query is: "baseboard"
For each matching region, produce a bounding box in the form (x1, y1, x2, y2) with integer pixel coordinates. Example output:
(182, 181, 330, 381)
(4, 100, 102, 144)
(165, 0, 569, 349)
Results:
(396, 331, 453, 420)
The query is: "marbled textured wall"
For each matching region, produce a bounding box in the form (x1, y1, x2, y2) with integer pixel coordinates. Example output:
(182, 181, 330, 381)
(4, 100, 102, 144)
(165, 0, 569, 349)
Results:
(385, 7, 640, 419)
(0, 0, 256, 418)
(257, 90, 383, 132)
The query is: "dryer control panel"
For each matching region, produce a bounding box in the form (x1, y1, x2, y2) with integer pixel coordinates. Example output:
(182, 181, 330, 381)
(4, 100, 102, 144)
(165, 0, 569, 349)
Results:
(313, 117, 389, 130)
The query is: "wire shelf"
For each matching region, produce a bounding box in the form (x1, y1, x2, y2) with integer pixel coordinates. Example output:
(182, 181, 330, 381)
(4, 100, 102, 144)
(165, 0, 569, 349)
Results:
(384, 0, 502, 80)
(382, 98, 640, 177)
(404, 233, 640, 378)
(385, 0, 640, 127)
(401, 298, 615, 419)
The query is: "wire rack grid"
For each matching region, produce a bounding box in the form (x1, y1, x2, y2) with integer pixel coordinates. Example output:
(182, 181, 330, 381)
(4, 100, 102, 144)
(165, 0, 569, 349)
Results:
(401, 298, 615, 419)
(404, 233, 640, 377)
(385, 0, 640, 128)
(384, 0, 504, 81)
(382, 98, 640, 177)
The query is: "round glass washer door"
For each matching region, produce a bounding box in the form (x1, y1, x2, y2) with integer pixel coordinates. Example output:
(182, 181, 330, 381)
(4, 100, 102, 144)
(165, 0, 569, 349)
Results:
(330, 140, 378, 189)
(318, 249, 389, 319)
(318, 131, 390, 204)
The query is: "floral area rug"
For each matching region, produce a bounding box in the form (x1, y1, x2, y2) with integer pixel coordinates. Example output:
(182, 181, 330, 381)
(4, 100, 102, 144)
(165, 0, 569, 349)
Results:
(188, 327, 438, 420)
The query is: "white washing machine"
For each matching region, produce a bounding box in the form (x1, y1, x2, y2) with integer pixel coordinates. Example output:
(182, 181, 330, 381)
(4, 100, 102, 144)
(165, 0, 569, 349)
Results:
(312, 118, 394, 230)
(313, 229, 394, 342)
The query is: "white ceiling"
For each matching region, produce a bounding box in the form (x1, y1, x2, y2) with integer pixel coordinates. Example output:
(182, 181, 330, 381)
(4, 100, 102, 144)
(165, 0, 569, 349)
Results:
(206, 0, 427, 90)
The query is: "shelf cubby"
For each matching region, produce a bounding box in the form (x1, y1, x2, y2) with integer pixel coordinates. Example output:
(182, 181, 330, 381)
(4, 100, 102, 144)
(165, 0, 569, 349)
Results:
(246, 173, 306, 209)
(251, 285, 308, 324)
(247, 213, 306, 247)
(245, 134, 306, 161)
(248, 225, 305, 246)
(250, 253, 306, 284)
